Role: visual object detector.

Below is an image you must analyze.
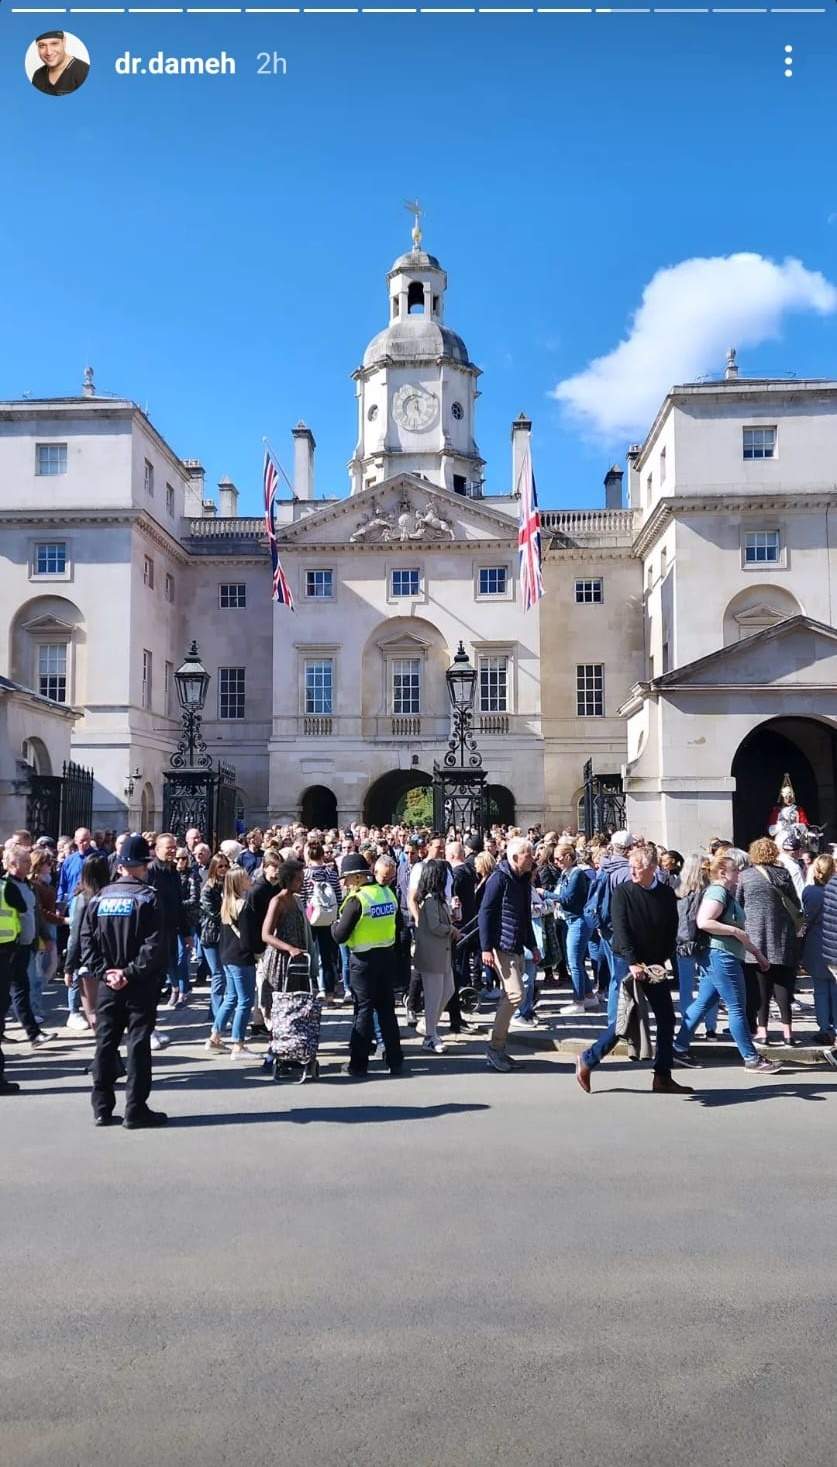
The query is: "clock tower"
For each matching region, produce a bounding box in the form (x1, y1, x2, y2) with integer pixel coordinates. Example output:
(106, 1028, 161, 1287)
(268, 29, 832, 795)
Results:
(348, 226, 485, 496)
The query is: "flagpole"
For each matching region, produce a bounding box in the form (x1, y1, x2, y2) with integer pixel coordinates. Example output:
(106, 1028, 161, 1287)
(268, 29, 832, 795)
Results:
(262, 435, 296, 499)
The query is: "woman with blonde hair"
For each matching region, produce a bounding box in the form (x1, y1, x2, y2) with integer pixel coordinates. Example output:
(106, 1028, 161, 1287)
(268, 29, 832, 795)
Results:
(207, 867, 261, 1059)
(675, 852, 718, 1039)
(802, 853, 836, 1045)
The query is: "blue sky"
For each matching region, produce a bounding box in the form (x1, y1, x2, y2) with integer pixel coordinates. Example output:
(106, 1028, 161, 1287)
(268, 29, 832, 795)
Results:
(2, 5, 836, 509)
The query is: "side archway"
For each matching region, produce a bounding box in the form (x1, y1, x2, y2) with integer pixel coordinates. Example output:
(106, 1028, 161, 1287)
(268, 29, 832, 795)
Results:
(21, 737, 52, 775)
(363, 769, 433, 827)
(722, 585, 802, 646)
(300, 785, 338, 829)
(730, 716, 837, 847)
(140, 782, 155, 831)
(485, 784, 516, 826)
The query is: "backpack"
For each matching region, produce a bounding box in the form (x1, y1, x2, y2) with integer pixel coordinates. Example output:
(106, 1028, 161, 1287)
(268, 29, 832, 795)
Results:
(583, 868, 612, 938)
(677, 888, 730, 955)
(306, 878, 338, 928)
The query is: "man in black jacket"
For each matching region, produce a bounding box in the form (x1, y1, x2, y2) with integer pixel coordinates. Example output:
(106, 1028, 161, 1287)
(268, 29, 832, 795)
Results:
(331, 854, 403, 1078)
(576, 845, 693, 1096)
(147, 832, 191, 1008)
(81, 835, 168, 1128)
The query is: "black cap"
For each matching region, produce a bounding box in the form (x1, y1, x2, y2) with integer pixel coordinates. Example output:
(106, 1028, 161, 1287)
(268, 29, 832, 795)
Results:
(119, 835, 151, 866)
(36, 29, 65, 40)
(340, 854, 372, 876)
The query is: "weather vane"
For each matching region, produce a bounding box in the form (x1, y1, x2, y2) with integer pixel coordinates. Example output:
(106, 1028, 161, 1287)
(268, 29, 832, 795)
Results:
(404, 198, 423, 251)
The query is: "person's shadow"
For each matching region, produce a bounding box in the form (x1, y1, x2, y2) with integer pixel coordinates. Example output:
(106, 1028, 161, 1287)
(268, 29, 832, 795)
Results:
(687, 1080, 837, 1108)
(169, 1101, 490, 1128)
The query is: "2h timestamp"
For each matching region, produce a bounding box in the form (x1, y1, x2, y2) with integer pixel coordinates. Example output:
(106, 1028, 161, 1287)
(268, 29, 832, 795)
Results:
(257, 52, 288, 75)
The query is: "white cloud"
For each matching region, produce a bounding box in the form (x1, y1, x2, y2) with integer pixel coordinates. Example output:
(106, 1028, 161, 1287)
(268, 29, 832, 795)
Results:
(551, 253, 837, 440)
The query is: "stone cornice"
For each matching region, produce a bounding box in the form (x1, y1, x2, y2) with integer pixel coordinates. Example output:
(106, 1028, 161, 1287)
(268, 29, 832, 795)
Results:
(631, 490, 837, 558)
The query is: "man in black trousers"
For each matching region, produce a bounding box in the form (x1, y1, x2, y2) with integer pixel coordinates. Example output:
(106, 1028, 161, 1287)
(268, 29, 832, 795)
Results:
(81, 835, 168, 1128)
(576, 844, 694, 1096)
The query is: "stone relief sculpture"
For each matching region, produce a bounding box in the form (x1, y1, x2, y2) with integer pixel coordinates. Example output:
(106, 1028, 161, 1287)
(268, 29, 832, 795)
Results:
(349, 498, 456, 544)
(410, 503, 455, 540)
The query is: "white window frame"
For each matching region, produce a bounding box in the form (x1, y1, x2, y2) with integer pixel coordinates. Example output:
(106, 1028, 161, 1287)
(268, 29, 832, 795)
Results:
(144, 459, 155, 496)
(31, 539, 71, 581)
(35, 442, 67, 477)
(143, 555, 155, 589)
(742, 526, 786, 570)
(164, 659, 174, 717)
(164, 572, 175, 604)
(219, 582, 247, 609)
(475, 563, 513, 602)
(305, 568, 335, 601)
(743, 426, 777, 461)
(574, 577, 603, 605)
(218, 666, 246, 721)
(166, 482, 176, 517)
(576, 663, 604, 718)
(37, 641, 68, 703)
(659, 446, 667, 484)
(387, 565, 425, 604)
(303, 657, 334, 716)
(141, 649, 153, 711)
(478, 653, 509, 714)
(391, 656, 421, 716)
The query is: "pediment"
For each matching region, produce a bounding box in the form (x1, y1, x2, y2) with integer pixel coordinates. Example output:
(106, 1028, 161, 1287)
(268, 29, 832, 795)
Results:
(275, 474, 518, 549)
(655, 616, 837, 690)
(20, 613, 77, 634)
(734, 603, 785, 627)
(376, 631, 432, 653)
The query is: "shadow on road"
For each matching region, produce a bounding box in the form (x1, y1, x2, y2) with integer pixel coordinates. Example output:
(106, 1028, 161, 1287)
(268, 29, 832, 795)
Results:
(687, 1080, 837, 1107)
(168, 1101, 491, 1128)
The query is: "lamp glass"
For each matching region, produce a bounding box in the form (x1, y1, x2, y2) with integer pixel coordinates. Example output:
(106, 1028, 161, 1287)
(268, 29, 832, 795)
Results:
(174, 641, 210, 711)
(446, 641, 477, 713)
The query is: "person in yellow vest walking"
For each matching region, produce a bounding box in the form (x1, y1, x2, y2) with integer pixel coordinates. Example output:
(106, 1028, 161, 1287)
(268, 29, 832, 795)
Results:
(331, 853, 404, 1078)
(1, 860, 29, 1094)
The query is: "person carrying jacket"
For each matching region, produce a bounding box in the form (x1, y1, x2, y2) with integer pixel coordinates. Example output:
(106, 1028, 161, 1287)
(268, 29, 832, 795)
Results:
(588, 831, 635, 1025)
(80, 835, 168, 1129)
(478, 836, 540, 1073)
(331, 853, 403, 1078)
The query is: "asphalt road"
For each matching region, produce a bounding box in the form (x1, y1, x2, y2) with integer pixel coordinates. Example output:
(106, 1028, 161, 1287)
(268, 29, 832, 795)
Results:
(4, 999, 837, 1467)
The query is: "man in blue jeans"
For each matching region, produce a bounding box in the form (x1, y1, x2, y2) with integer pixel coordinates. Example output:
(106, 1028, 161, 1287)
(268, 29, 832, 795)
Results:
(576, 845, 694, 1096)
(593, 830, 635, 1023)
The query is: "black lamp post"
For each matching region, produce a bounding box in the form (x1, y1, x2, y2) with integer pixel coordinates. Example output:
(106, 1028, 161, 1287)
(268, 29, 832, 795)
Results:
(171, 640, 212, 770)
(432, 641, 487, 834)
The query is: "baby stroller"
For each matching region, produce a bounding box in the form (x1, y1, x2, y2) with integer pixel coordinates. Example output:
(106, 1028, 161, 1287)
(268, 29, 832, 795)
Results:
(453, 916, 483, 1014)
(263, 950, 322, 1084)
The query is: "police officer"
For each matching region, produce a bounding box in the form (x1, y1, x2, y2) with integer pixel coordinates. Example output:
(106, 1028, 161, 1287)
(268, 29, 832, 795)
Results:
(81, 834, 168, 1128)
(331, 853, 403, 1078)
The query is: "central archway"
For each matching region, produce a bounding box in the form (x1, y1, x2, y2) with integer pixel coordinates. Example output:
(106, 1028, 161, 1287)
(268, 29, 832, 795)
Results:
(731, 716, 837, 848)
(363, 769, 433, 827)
(300, 784, 338, 829)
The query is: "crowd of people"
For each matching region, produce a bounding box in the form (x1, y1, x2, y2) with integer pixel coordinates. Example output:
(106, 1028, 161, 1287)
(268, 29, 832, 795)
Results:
(2, 814, 836, 1123)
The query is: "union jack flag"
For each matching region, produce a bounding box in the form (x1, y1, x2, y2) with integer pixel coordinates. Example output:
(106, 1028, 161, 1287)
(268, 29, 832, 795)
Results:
(263, 447, 294, 609)
(517, 447, 544, 611)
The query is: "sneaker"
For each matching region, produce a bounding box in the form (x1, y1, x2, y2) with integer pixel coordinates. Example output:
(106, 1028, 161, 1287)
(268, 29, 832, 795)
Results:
(149, 1030, 170, 1051)
(560, 1002, 587, 1016)
(745, 1057, 783, 1073)
(451, 1019, 475, 1034)
(162, 996, 178, 1011)
(582, 997, 601, 1012)
(672, 1050, 701, 1069)
(405, 1008, 418, 1028)
(204, 1036, 227, 1053)
(123, 1108, 168, 1129)
(174, 994, 190, 1008)
(503, 1051, 523, 1069)
(30, 1031, 57, 1048)
(421, 1037, 444, 1055)
(485, 1047, 512, 1073)
(230, 1046, 262, 1061)
(821, 1047, 837, 1070)
(66, 1013, 90, 1032)
(509, 1015, 538, 1030)
(0, 1079, 21, 1095)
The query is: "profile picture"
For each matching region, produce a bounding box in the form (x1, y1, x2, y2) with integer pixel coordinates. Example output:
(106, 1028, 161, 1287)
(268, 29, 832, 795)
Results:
(25, 30, 90, 96)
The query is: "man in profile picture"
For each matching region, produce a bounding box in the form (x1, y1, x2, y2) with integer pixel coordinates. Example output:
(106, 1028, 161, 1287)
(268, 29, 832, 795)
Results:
(31, 31, 89, 96)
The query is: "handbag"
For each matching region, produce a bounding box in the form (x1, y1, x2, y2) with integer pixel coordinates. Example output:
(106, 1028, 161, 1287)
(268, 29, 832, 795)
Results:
(754, 865, 807, 938)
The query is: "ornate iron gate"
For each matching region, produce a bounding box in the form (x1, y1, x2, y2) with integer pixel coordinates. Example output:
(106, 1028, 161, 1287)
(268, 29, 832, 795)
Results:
(26, 762, 93, 840)
(26, 774, 63, 840)
(582, 758, 625, 836)
(162, 762, 238, 846)
(60, 760, 93, 834)
(215, 761, 238, 842)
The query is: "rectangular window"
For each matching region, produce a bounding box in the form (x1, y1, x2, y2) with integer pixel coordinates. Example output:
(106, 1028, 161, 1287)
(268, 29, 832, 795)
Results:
(164, 659, 173, 716)
(390, 568, 420, 598)
(165, 573, 175, 603)
(574, 577, 603, 604)
(479, 655, 508, 713)
(34, 542, 67, 576)
(166, 483, 175, 516)
(144, 459, 155, 496)
(659, 446, 667, 484)
(478, 567, 507, 596)
(143, 555, 154, 588)
(392, 658, 420, 715)
(744, 529, 781, 564)
(38, 643, 67, 702)
(219, 666, 246, 720)
(219, 582, 246, 608)
(142, 649, 153, 710)
(576, 663, 604, 718)
(743, 426, 776, 460)
(304, 659, 333, 716)
(35, 443, 67, 476)
(306, 569, 334, 599)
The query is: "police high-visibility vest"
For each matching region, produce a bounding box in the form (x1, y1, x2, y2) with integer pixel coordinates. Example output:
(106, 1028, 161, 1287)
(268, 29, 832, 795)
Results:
(343, 882, 397, 952)
(0, 880, 21, 945)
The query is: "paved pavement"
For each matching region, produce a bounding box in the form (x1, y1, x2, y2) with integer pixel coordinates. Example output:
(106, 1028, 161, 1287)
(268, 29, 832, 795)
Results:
(4, 988, 837, 1467)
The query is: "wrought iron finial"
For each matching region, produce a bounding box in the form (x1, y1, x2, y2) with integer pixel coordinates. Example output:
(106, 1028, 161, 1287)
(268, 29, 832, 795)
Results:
(404, 198, 423, 252)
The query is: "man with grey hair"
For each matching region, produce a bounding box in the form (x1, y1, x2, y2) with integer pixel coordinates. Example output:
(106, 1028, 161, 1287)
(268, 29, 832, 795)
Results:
(586, 830, 636, 1025)
(479, 836, 540, 1072)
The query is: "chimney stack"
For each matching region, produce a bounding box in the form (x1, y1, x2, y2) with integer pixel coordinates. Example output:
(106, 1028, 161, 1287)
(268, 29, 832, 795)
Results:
(182, 459, 206, 517)
(511, 412, 532, 495)
(626, 445, 642, 509)
(604, 464, 623, 509)
(218, 475, 239, 519)
(292, 422, 316, 500)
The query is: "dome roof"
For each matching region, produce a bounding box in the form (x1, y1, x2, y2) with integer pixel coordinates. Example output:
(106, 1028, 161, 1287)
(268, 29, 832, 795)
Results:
(388, 249, 443, 274)
(362, 317, 472, 370)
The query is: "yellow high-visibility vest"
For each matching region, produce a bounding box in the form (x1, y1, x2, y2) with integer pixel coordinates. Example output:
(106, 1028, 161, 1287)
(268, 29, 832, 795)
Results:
(342, 882, 397, 952)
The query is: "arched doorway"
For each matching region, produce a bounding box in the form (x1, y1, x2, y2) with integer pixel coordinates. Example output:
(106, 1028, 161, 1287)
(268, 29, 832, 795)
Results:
(364, 770, 433, 827)
(21, 737, 51, 775)
(300, 785, 338, 829)
(731, 717, 837, 848)
(485, 784, 516, 826)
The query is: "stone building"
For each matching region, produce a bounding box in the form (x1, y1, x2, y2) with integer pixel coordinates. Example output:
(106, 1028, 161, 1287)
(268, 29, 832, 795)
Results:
(2, 243, 837, 844)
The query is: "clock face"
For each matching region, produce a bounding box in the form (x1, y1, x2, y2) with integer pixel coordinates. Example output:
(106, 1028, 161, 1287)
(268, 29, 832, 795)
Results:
(392, 383, 439, 434)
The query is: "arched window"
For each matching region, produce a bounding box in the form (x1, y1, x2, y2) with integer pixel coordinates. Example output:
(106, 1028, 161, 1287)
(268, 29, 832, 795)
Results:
(21, 737, 51, 775)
